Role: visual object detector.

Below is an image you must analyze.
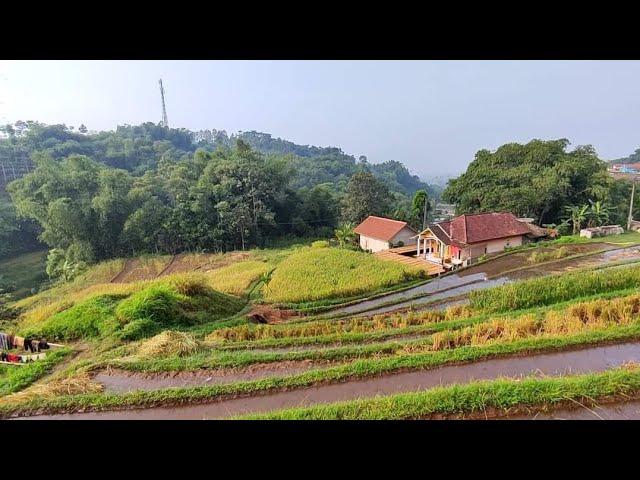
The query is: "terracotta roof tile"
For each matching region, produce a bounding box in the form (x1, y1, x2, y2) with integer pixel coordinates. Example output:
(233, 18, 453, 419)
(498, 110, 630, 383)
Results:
(354, 216, 416, 242)
(449, 212, 530, 244)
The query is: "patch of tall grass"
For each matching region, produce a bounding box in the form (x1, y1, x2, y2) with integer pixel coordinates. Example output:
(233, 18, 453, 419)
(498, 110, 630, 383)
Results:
(427, 294, 640, 352)
(470, 264, 640, 313)
(206, 261, 271, 296)
(208, 305, 473, 343)
(527, 246, 569, 264)
(263, 247, 424, 304)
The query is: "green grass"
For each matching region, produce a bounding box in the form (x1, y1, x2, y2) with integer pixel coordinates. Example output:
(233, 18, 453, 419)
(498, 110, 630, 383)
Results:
(263, 247, 425, 304)
(550, 231, 640, 246)
(471, 263, 640, 313)
(0, 347, 73, 397)
(238, 365, 640, 420)
(0, 250, 48, 299)
(4, 322, 640, 418)
(18, 276, 245, 342)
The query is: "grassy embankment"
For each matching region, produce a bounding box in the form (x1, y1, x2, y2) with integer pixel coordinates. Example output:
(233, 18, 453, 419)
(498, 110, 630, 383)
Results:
(239, 364, 640, 420)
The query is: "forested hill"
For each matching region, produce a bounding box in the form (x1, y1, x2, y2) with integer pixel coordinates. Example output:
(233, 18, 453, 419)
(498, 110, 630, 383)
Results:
(0, 122, 437, 198)
(0, 121, 439, 267)
(608, 148, 640, 165)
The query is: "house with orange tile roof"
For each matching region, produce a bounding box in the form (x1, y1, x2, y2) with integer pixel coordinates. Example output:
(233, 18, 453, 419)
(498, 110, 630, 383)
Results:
(415, 212, 531, 267)
(354, 216, 418, 253)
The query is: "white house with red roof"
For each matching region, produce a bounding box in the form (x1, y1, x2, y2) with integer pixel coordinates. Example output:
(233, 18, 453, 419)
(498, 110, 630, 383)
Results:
(416, 212, 531, 267)
(354, 216, 418, 253)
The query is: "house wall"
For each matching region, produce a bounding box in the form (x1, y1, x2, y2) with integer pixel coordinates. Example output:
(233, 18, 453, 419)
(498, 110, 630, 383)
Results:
(359, 235, 390, 253)
(486, 235, 523, 253)
(390, 227, 418, 247)
(467, 235, 524, 257)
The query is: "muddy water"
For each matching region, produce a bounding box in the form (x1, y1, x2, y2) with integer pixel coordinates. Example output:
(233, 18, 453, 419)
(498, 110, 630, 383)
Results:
(335, 246, 640, 318)
(505, 400, 640, 420)
(23, 341, 640, 420)
(95, 360, 324, 394)
(350, 277, 509, 317)
(328, 273, 488, 316)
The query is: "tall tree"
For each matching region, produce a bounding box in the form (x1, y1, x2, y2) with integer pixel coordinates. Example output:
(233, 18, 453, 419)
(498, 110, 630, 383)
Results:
(341, 171, 392, 224)
(443, 139, 610, 225)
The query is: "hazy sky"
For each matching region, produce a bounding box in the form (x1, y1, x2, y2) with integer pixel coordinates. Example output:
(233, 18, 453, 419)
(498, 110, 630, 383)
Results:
(0, 60, 638, 178)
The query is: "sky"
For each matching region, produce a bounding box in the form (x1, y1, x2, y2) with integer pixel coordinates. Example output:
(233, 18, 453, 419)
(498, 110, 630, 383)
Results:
(0, 60, 638, 178)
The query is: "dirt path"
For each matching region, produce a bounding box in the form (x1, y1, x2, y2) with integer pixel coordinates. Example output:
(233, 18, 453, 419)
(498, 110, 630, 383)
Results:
(20, 340, 640, 420)
(109, 259, 134, 283)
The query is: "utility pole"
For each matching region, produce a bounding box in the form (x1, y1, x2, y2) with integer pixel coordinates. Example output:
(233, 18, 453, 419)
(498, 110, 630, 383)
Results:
(159, 79, 169, 128)
(628, 180, 636, 231)
(422, 194, 429, 231)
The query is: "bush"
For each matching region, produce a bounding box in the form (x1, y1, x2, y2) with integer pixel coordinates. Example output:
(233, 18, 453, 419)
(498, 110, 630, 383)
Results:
(20, 295, 124, 341)
(119, 318, 159, 341)
(115, 285, 187, 326)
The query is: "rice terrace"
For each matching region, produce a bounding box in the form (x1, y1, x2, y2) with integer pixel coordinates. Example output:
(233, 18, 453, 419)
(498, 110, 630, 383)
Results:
(3, 59, 640, 423)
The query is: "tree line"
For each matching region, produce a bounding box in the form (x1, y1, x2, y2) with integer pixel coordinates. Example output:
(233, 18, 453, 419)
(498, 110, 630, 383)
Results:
(442, 139, 638, 232)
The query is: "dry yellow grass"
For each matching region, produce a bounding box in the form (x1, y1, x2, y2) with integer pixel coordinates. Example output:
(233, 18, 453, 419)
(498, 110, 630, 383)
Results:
(208, 305, 474, 343)
(424, 294, 640, 352)
(0, 373, 103, 405)
(136, 331, 203, 358)
(205, 260, 270, 295)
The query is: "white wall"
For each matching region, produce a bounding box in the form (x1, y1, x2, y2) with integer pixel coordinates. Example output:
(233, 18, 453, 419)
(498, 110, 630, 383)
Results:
(390, 227, 417, 247)
(485, 235, 523, 254)
(359, 235, 390, 252)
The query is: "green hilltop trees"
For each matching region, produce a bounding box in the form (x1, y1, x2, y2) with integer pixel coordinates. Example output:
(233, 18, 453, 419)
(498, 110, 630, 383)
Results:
(442, 139, 617, 226)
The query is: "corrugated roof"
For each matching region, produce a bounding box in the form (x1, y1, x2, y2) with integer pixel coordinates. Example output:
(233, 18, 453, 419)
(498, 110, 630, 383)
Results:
(354, 216, 417, 242)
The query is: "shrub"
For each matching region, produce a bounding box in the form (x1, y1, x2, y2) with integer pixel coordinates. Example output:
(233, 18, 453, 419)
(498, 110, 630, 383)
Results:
(115, 285, 187, 326)
(20, 295, 124, 341)
(119, 318, 159, 341)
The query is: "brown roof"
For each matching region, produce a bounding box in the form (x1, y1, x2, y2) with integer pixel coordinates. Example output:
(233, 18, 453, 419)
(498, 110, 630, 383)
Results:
(354, 216, 416, 242)
(426, 212, 529, 245)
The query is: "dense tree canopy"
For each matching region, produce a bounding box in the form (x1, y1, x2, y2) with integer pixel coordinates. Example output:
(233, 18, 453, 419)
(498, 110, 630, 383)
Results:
(442, 139, 619, 225)
(0, 121, 439, 263)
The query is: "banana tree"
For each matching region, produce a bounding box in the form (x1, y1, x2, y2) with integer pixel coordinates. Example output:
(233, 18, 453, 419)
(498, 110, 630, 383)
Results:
(564, 204, 589, 235)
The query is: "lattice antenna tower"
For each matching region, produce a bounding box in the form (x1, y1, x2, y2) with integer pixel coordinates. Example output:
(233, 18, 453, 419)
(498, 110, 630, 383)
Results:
(159, 79, 169, 128)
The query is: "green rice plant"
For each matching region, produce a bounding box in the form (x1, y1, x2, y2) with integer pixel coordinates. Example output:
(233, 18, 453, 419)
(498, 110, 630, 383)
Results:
(263, 247, 424, 304)
(470, 264, 640, 313)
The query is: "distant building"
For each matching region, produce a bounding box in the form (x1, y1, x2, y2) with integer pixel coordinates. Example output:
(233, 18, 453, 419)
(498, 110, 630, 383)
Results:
(354, 216, 418, 253)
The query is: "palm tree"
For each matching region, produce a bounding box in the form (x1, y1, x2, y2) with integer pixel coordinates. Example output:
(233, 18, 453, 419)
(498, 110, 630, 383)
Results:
(587, 200, 611, 227)
(334, 223, 356, 247)
(564, 204, 589, 235)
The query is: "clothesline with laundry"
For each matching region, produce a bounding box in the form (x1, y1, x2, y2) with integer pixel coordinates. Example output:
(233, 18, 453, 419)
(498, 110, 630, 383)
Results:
(0, 332, 62, 366)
